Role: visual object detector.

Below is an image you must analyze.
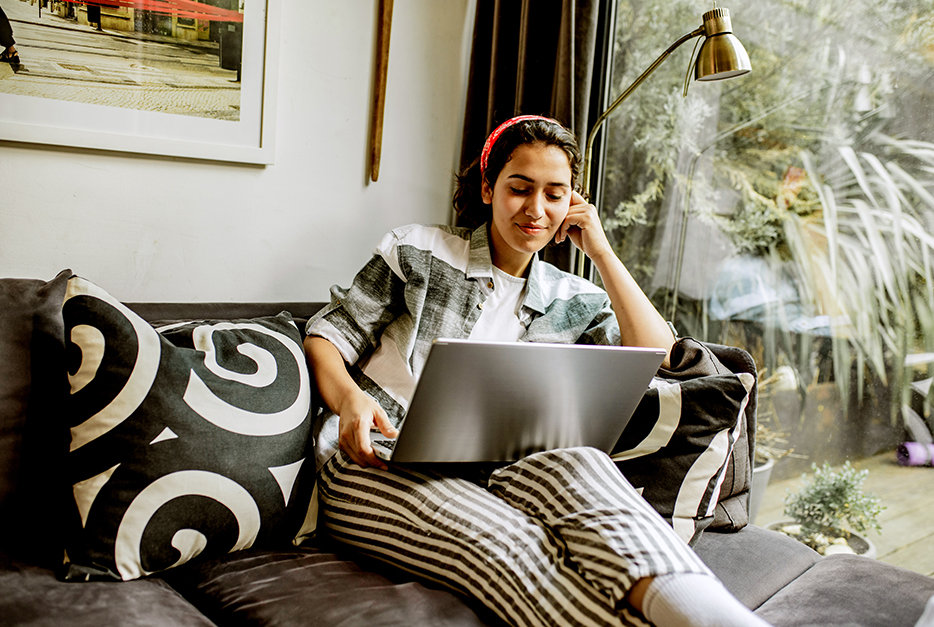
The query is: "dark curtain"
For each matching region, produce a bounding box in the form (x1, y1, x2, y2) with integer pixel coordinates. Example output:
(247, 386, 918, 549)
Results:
(457, 0, 605, 270)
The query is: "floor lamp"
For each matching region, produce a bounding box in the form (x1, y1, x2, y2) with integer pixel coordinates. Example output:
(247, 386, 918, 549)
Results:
(576, 7, 752, 278)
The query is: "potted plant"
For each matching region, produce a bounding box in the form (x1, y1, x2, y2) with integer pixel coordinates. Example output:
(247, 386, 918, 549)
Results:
(770, 461, 883, 558)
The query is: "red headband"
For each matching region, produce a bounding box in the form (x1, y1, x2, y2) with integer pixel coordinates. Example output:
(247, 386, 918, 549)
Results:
(479, 115, 557, 175)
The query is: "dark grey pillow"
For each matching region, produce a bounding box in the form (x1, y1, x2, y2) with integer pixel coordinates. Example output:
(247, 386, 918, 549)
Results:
(61, 276, 317, 581)
(0, 269, 71, 567)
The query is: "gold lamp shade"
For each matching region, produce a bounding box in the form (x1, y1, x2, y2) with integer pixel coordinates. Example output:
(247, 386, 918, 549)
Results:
(695, 8, 751, 81)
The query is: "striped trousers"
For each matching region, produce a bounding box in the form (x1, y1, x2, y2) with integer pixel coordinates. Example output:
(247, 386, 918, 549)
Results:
(319, 446, 712, 627)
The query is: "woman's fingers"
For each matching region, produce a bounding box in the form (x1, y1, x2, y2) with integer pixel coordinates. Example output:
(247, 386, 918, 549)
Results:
(338, 395, 392, 469)
(557, 192, 585, 244)
(338, 415, 368, 467)
(558, 192, 594, 246)
(558, 193, 612, 258)
(374, 407, 399, 438)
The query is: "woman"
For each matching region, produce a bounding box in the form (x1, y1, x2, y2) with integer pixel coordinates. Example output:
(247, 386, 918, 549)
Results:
(0, 5, 20, 65)
(304, 116, 770, 627)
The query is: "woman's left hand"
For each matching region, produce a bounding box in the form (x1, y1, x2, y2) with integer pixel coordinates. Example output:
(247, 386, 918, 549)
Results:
(555, 191, 613, 262)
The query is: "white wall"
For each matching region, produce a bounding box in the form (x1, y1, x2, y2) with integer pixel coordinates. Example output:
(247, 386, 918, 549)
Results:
(0, 0, 473, 302)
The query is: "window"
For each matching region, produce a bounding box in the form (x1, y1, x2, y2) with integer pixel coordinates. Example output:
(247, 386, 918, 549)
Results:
(596, 0, 934, 478)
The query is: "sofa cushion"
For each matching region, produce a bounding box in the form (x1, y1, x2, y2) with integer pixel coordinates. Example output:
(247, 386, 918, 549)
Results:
(0, 559, 215, 627)
(60, 275, 316, 581)
(693, 525, 821, 610)
(754, 553, 934, 626)
(162, 544, 502, 627)
(0, 270, 72, 567)
(612, 338, 754, 545)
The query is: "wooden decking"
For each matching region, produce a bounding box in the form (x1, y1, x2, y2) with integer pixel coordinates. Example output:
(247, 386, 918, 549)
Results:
(755, 450, 934, 576)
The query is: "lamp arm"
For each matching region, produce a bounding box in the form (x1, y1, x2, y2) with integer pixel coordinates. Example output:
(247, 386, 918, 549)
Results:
(581, 26, 705, 196)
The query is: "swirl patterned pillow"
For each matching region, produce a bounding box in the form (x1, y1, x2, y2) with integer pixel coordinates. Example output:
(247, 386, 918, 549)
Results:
(61, 276, 317, 581)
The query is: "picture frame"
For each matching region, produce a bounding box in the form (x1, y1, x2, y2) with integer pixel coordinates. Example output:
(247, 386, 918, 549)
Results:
(0, 0, 280, 165)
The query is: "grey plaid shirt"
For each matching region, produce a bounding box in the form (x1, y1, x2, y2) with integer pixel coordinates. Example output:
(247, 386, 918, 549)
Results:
(306, 223, 621, 468)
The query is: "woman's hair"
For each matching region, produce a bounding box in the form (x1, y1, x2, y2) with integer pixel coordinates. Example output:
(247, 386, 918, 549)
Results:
(453, 117, 582, 229)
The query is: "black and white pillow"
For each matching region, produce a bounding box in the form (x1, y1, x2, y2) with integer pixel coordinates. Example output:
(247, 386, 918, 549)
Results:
(61, 276, 317, 581)
(612, 363, 754, 546)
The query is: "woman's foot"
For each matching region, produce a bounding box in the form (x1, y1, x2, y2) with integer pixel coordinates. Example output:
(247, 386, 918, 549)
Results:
(1, 46, 21, 64)
(641, 574, 774, 627)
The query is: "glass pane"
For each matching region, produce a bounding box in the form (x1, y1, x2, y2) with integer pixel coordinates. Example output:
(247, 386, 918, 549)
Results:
(599, 0, 934, 563)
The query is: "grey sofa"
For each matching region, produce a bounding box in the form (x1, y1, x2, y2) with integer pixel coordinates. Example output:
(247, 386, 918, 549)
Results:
(2, 272, 933, 627)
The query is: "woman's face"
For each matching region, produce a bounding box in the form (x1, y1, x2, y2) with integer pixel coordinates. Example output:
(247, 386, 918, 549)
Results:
(481, 142, 573, 277)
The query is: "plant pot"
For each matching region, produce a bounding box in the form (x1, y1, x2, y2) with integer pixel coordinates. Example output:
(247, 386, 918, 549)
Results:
(766, 521, 877, 559)
(749, 457, 775, 525)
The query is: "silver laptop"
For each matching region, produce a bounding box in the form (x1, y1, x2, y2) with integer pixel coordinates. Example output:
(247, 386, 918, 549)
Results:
(371, 338, 666, 463)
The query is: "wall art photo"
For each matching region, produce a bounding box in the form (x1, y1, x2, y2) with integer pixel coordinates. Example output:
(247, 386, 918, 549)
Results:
(0, 0, 279, 164)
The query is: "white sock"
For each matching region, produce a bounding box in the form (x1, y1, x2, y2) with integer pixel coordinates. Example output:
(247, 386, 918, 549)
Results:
(641, 573, 773, 627)
(916, 595, 934, 627)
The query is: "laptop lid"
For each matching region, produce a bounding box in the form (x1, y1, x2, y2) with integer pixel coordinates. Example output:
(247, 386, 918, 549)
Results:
(372, 338, 666, 463)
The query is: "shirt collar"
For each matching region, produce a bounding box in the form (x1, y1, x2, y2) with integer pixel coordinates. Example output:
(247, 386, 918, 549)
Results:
(467, 224, 548, 315)
(523, 255, 547, 314)
(466, 224, 495, 280)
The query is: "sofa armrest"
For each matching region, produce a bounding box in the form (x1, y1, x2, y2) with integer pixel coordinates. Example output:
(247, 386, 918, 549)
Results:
(125, 302, 327, 327)
(694, 525, 819, 610)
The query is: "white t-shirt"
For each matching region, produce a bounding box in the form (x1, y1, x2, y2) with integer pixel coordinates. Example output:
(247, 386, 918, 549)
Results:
(468, 266, 527, 342)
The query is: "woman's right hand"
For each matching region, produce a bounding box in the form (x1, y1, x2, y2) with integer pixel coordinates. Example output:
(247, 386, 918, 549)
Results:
(304, 335, 398, 470)
(337, 390, 398, 470)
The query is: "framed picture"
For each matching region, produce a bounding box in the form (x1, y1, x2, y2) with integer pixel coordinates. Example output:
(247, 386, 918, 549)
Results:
(0, 0, 280, 165)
